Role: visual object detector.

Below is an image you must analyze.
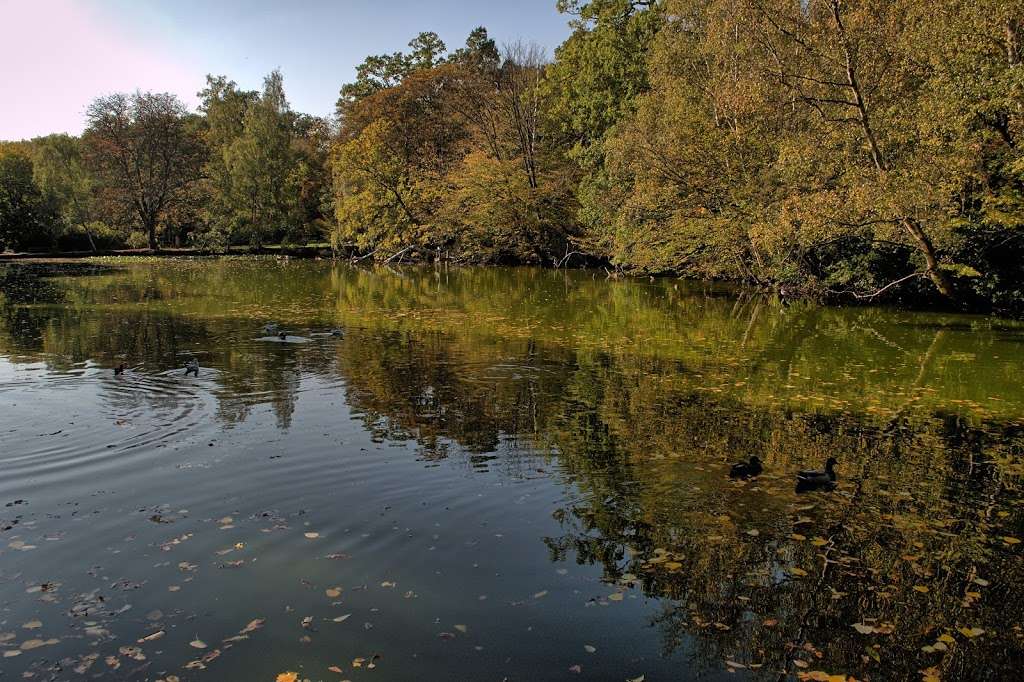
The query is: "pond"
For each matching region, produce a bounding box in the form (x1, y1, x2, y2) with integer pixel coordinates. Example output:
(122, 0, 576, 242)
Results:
(0, 259, 1022, 681)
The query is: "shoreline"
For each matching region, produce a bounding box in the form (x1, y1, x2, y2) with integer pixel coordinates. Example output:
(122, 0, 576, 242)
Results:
(2, 249, 1020, 321)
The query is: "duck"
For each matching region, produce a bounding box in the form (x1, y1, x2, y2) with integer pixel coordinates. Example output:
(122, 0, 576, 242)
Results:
(114, 363, 126, 376)
(729, 455, 763, 479)
(278, 330, 288, 340)
(184, 359, 199, 377)
(263, 323, 279, 334)
(330, 328, 343, 338)
(796, 457, 838, 491)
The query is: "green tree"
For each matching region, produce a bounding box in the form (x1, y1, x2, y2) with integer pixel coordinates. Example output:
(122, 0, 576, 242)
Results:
(546, 0, 663, 250)
(222, 70, 296, 246)
(0, 150, 57, 252)
(31, 134, 105, 251)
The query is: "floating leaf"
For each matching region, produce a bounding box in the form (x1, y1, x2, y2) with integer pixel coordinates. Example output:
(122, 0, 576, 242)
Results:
(325, 587, 342, 598)
(1002, 536, 1021, 545)
(276, 673, 299, 682)
(608, 592, 624, 601)
(958, 627, 984, 638)
(797, 672, 847, 682)
(913, 585, 929, 593)
(240, 618, 265, 634)
(189, 638, 207, 649)
(304, 532, 320, 539)
(584, 644, 596, 653)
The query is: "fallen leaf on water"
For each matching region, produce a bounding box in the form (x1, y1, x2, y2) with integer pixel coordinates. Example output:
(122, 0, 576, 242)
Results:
(584, 644, 596, 653)
(454, 624, 467, 633)
(608, 592, 624, 602)
(913, 585, 929, 593)
(22, 620, 41, 630)
(746, 529, 760, 536)
(138, 630, 165, 643)
(326, 587, 342, 598)
(797, 672, 847, 682)
(569, 664, 581, 673)
(789, 567, 809, 577)
(958, 627, 984, 638)
(189, 638, 207, 649)
(304, 532, 320, 539)
(533, 590, 548, 599)
(20, 639, 47, 650)
(276, 673, 299, 682)
(328, 666, 343, 673)
(240, 619, 266, 634)
(1002, 536, 1021, 545)
(331, 614, 351, 623)
(381, 581, 396, 588)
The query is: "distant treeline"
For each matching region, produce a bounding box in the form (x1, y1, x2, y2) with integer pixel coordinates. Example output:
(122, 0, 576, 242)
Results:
(1, 0, 1021, 314)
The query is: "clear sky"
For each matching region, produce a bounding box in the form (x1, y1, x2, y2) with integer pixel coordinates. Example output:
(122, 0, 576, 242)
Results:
(0, 0, 572, 141)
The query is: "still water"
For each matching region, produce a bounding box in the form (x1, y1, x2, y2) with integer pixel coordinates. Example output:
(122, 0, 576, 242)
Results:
(0, 259, 1022, 681)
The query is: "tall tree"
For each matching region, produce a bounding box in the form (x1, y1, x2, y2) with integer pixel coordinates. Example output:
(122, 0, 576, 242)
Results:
(32, 134, 101, 251)
(84, 92, 205, 250)
(222, 70, 296, 246)
(0, 150, 57, 252)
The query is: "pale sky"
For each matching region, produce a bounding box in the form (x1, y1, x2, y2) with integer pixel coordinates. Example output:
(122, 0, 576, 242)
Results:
(0, 0, 572, 141)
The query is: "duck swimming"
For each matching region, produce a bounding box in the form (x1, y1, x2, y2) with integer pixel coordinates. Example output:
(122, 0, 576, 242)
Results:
(730, 455, 763, 479)
(796, 457, 838, 491)
(278, 330, 288, 340)
(114, 363, 126, 376)
(330, 328, 343, 337)
(184, 359, 199, 377)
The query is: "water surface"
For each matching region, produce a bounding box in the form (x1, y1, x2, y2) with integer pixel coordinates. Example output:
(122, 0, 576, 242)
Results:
(1, 259, 1022, 681)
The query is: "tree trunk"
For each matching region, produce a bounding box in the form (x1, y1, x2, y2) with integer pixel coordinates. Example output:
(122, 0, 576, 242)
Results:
(85, 228, 97, 253)
(902, 217, 956, 300)
(146, 218, 159, 252)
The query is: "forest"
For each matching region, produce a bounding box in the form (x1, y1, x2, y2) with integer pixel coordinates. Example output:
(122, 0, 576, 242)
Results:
(1, 0, 1021, 314)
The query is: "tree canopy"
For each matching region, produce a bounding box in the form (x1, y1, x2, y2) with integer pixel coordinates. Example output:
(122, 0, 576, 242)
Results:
(1, 2, 1021, 315)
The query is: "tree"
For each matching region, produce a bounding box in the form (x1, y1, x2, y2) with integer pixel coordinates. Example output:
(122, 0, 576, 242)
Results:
(84, 92, 205, 250)
(0, 150, 57, 252)
(31, 134, 103, 251)
(222, 70, 296, 246)
(337, 32, 449, 113)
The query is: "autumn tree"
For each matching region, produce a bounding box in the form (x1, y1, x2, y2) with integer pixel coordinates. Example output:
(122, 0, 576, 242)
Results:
(84, 92, 205, 250)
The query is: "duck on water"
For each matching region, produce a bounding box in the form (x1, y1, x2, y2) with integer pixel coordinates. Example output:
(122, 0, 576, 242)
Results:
(796, 457, 838, 492)
(730, 456, 763, 479)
